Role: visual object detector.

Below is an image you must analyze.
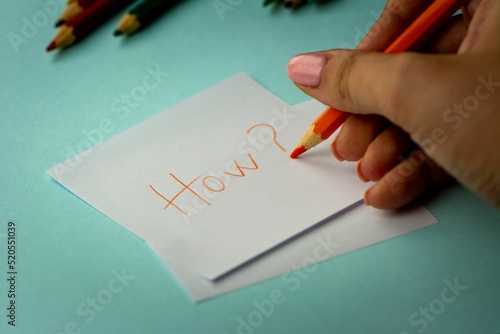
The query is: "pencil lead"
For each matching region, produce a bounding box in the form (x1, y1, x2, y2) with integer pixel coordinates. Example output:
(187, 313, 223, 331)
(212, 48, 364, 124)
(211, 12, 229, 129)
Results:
(290, 146, 306, 159)
(46, 41, 56, 52)
(55, 20, 65, 27)
(113, 30, 123, 37)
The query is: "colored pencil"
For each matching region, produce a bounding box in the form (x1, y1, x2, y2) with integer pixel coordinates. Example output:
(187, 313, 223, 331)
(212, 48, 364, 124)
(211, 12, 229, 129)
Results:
(46, 0, 135, 51)
(55, 0, 98, 27)
(114, 0, 182, 36)
(290, 0, 465, 158)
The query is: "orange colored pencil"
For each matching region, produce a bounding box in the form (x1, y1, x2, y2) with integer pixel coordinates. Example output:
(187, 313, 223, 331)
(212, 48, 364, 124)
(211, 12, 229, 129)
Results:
(290, 0, 465, 158)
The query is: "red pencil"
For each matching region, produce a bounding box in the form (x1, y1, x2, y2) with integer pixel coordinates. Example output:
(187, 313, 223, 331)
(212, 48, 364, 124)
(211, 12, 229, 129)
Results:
(290, 0, 465, 158)
(55, 0, 98, 27)
(46, 0, 135, 51)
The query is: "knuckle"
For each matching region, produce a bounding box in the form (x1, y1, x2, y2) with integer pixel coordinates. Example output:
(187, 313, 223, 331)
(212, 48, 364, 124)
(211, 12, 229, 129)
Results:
(378, 53, 425, 126)
(378, 140, 401, 161)
(328, 50, 363, 109)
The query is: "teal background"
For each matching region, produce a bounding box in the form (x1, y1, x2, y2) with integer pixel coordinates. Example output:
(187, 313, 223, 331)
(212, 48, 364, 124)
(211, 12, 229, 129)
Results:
(1, 0, 499, 333)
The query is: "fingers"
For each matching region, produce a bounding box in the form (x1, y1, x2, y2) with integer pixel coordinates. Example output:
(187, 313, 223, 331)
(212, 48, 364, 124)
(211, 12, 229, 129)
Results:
(288, 50, 386, 114)
(364, 149, 451, 209)
(464, 0, 486, 17)
(358, 0, 433, 51)
(460, 0, 500, 53)
(422, 15, 468, 53)
(331, 114, 386, 161)
(287, 50, 444, 133)
(359, 1, 471, 54)
(357, 125, 414, 182)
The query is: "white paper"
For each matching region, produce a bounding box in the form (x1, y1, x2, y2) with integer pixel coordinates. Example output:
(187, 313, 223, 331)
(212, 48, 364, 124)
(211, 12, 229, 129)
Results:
(149, 101, 439, 302)
(155, 204, 437, 302)
(47, 73, 369, 280)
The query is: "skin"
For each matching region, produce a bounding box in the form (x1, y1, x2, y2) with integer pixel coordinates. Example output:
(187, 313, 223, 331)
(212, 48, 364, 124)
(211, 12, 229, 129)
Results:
(290, 0, 500, 209)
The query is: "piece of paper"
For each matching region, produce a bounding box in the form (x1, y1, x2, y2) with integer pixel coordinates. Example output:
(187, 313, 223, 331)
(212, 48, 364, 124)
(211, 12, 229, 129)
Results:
(149, 101, 439, 302)
(47, 73, 369, 280)
(156, 204, 438, 302)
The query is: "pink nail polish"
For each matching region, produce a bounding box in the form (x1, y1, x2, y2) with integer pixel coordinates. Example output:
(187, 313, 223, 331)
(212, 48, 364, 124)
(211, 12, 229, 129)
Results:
(287, 54, 327, 87)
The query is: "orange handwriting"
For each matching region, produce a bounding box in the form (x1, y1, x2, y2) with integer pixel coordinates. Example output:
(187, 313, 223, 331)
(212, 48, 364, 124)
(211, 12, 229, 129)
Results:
(246, 123, 286, 152)
(150, 123, 285, 217)
(150, 154, 259, 216)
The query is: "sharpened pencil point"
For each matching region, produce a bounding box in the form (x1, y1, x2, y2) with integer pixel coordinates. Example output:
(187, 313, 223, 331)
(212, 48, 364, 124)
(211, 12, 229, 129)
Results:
(46, 41, 56, 52)
(290, 146, 307, 159)
(113, 30, 123, 36)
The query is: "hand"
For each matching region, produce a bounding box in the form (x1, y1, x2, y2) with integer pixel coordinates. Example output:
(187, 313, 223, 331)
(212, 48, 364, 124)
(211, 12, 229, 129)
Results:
(287, 0, 500, 209)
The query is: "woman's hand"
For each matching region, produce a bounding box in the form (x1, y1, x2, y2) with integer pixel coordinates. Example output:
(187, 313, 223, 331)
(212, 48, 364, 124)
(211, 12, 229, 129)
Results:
(287, 0, 500, 209)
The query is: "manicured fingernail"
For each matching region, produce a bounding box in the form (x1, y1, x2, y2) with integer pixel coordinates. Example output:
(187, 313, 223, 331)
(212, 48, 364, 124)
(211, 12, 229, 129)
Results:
(331, 137, 344, 161)
(287, 54, 327, 87)
(357, 160, 369, 183)
(364, 187, 372, 206)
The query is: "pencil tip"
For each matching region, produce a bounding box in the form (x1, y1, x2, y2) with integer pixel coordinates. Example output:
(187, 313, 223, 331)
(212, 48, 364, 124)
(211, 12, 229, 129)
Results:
(55, 20, 64, 27)
(46, 41, 56, 52)
(113, 30, 123, 37)
(290, 146, 307, 159)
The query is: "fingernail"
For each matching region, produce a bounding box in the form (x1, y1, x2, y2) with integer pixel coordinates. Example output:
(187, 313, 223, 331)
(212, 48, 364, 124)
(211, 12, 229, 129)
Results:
(364, 187, 372, 206)
(357, 160, 369, 183)
(287, 54, 327, 87)
(331, 137, 344, 161)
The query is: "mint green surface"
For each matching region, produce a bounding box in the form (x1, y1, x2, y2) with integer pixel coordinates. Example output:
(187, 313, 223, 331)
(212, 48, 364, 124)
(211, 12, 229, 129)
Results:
(1, 1, 499, 333)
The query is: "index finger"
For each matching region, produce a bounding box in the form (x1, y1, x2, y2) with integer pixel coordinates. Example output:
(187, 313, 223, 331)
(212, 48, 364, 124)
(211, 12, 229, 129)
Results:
(357, 0, 434, 51)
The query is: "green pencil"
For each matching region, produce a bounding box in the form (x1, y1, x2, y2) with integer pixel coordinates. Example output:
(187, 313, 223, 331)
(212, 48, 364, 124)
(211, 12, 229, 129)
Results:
(114, 0, 182, 36)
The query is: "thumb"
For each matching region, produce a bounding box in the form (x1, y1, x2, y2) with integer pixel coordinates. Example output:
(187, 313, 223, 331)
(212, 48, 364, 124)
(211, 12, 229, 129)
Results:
(287, 50, 453, 136)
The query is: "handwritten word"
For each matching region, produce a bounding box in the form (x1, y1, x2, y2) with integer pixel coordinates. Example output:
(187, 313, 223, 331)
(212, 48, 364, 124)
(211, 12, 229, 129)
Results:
(149, 123, 285, 217)
(150, 154, 259, 216)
